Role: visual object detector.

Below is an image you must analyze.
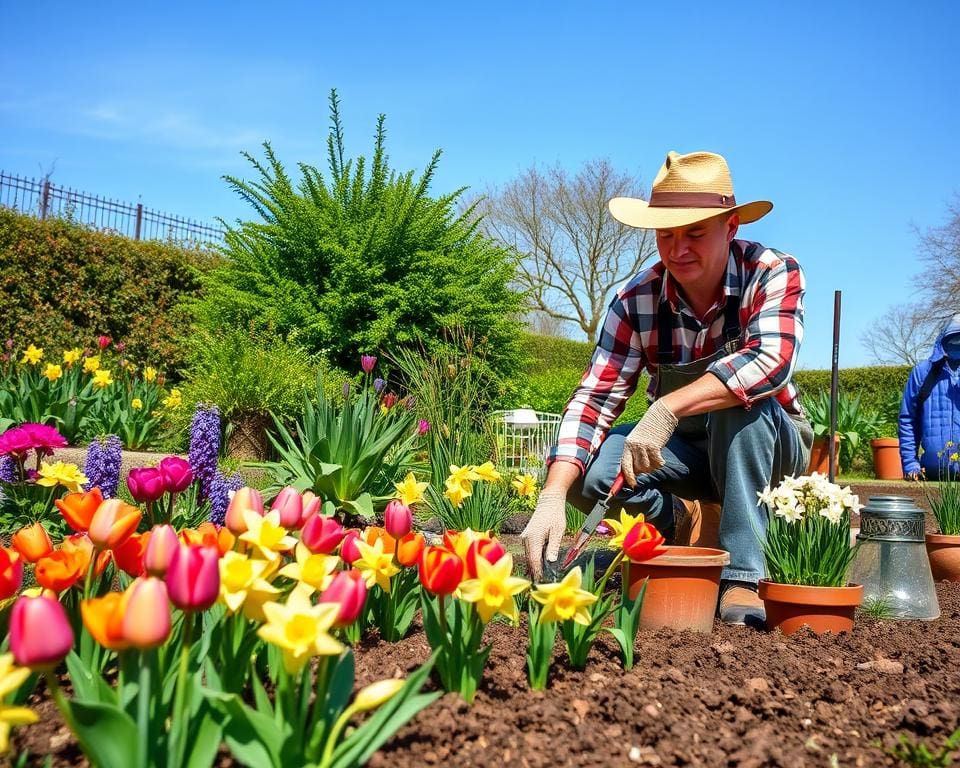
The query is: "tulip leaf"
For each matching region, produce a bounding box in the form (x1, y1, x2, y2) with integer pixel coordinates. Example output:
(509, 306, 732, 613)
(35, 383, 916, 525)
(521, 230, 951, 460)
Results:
(203, 689, 282, 768)
(184, 698, 225, 768)
(342, 493, 374, 520)
(62, 699, 138, 768)
(65, 651, 113, 704)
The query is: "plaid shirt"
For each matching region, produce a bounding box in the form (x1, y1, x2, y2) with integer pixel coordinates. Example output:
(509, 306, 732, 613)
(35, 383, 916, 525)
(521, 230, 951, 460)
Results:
(549, 239, 805, 472)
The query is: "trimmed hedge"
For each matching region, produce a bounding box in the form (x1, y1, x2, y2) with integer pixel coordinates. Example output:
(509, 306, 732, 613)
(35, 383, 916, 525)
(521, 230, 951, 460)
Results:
(793, 366, 911, 424)
(0, 208, 214, 372)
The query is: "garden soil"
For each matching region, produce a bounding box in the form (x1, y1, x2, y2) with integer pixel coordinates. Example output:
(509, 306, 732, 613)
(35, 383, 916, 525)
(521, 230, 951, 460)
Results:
(14, 583, 960, 767)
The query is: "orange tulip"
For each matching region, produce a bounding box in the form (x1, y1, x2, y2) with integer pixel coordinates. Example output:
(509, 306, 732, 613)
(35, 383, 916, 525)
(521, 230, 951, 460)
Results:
(362, 526, 396, 555)
(0, 547, 23, 599)
(114, 531, 150, 577)
(35, 550, 86, 592)
(418, 546, 464, 596)
(11, 522, 53, 563)
(396, 532, 425, 567)
(61, 534, 112, 578)
(182, 521, 234, 556)
(122, 577, 171, 649)
(622, 521, 666, 563)
(89, 499, 142, 551)
(81, 592, 129, 650)
(55, 487, 104, 532)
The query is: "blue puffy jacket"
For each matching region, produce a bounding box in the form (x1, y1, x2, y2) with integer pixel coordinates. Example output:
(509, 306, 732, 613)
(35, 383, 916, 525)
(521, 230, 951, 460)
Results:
(899, 315, 960, 477)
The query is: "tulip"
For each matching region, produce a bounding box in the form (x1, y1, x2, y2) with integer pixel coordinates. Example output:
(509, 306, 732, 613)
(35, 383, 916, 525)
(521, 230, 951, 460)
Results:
(181, 521, 234, 556)
(11, 523, 53, 563)
(381, 393, 397, 411)
(339, 529, 362, 564)
(225, 487, 264, 535)
(360, 354, 377, 374)
(10, 594, 74, 669)
(301, 491, 323, 522)
(61, 533, 111, 578)
(270, 486, 303, 529)
(126, 467, 166, 504)
(122, 578, 171, 649)
(166, 544, 219, 611)
(55, 487, 104, 532)
(319, 570, 367, 628)
(0, 548, 23, 599)
(89, 499, 142, 551)
(622, 520, 666, 563)
(34, 550, 85, 592)
(353, 678, 404, 712)
(361, 526, 396, 555)
(97, 335, 111, 349)
(465, 537, 506, 579)
(81, 592, 128, 651)
(113, 531, 149, 577)
(395, 531, 425, 567)
(300, 513, 346, 554)
(383, 500, 412, 539)
(158, 456, 193, 494)
(418, 546, 464, 596)
(145, 524, 179, 576)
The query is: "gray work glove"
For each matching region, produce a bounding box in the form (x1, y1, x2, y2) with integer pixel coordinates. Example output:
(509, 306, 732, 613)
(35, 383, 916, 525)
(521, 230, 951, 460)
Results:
(521, 489, 567, 582)
(620, 399, 679, 486)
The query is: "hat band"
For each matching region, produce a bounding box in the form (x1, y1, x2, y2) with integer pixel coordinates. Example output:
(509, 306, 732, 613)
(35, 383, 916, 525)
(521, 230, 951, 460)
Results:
(648, 191, 737, 209)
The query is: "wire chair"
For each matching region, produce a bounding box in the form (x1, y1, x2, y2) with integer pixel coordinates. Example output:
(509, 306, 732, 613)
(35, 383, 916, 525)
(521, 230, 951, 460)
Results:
(489, 409, 563, 482)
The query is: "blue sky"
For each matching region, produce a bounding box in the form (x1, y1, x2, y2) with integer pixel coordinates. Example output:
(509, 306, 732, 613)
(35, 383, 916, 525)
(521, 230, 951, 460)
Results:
(2, 1, 958, 369)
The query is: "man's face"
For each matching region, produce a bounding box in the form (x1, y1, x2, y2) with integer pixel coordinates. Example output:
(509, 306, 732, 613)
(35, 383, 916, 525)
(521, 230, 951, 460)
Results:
(655, 213, 738, 298)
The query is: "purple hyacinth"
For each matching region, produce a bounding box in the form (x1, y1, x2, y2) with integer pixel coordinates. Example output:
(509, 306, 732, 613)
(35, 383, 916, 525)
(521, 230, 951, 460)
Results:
(373, 377, 386, 393)
(208, 470, 243, 527)
(188, 404, 221, 503)
(0, 456, 15, 483)
(83, 435, 122, 498)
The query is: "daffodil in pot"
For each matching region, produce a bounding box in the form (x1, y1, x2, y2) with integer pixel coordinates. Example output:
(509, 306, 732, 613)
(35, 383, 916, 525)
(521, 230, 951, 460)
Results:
(756, 473, 862, 635)
(924, 444, 960, 581)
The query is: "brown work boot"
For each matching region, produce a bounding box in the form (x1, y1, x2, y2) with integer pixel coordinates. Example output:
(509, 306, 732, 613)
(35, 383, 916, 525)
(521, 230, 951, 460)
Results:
(718, 582, 765, 628)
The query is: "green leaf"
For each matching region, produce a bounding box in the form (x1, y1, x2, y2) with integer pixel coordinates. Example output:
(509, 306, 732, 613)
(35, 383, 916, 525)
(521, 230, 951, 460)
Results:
(341, 493, 374, 519)
(184, 698, 225, 768)
(62, 700, 139, 768)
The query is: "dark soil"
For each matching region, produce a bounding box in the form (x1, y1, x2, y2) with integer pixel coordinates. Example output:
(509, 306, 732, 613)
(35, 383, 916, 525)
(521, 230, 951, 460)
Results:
(14, 583, 960, 767)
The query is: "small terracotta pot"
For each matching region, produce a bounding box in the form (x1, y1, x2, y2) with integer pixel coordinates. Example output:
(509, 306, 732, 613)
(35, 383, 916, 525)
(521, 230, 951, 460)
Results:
(625, 546, 730, 633)
(807, 435, 840, 475)
(925, 533, 960, 582)
(758, 580, 863, 635)
(871, 438, 903, 480)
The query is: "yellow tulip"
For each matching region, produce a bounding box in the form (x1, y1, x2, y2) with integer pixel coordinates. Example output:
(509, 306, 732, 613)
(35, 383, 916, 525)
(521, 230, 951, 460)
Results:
(393, 472, 428, 507)
(144, 366, 157, 382)
(257, 589, 343, 674)
(92, 369, 114, 388)
(458, 552, 530, 624)
(83, 355, 100, 373)
(20, 345, 43, 365)
(62, 348, 81, 365)
(530, 566, 598, 625)
(43, 363, 62, 382)
(0, 653, 39, 754)
(36, 462, 89, 493)
(353, 538, 400, 593)
(131, 398, 143, 410)
(353, 679, 404, 712)
(239, 510, 297, 561)
(277, 543, 338, 594)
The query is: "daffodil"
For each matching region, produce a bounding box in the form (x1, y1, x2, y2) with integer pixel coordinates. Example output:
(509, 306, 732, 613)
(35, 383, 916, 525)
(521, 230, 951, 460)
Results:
(448, 464, 480, 486)
(131, 398, 143, 410)
(0, 653, 38, 753)
(36, 461, 89, 493)
(605, 509, 647, 551)
(530, 566, 598, 625)
(393, 471, 429, 507)
(257, 589, 343, 674)
(62, 348, 81, 365)
(443, 528, 485, 560)
(43, 363, 62, 382)
(144, 366, 157, 382)
(353, 537, 400, 592)
(162, 388, 182, 409)
(511, 473, 537, 497)
(458, 552, 530, 624)
(219, 551, 280, 617)
(83, 355, 100, 373)
(444, 477, 472, 508)
(92, 369, 114, 388)
(239, 510, 297, 561)
(20, 345, 42, 365)
(278, 542, 338, 594)
(470, 461, 502, 483)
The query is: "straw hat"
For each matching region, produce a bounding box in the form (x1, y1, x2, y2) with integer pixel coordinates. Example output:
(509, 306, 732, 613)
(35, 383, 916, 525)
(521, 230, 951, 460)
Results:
(609, 151, 772, 230)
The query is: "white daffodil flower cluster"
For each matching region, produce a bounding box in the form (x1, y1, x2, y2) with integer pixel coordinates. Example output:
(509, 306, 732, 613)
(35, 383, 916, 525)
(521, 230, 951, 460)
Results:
(756, 472, 861, 525)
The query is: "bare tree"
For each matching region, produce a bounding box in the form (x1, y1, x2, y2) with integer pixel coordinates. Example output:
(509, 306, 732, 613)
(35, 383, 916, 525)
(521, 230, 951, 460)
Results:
(860, 303, 940, 366)
(470, 159, 657, 341)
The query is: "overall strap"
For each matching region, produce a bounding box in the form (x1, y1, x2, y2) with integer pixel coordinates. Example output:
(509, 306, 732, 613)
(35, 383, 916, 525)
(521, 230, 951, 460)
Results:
(722, 294, 741, 345)
(656, 298, 674, 364)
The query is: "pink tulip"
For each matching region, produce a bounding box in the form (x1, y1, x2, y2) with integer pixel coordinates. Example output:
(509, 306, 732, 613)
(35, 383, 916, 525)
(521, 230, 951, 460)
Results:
(225, 487, 264, 535)
(166, 544, 219, 611)
(144, 524, 179, 577)
(360, 354, 377, 374)
(122, 577, 171, 649)
(10, 594, 74, 669)
(301, 492, 322, 525)
(127, 467, 166, 504)
(384, 499, 412, 539)
(417, 419, 430, 436)
(319, 570, 367, 627)
(339, 529, 362, 564)
(159, 456, 193, 494)
(0, 547, 23, 599)
(97, 335, 111, 349)
(270, 486, 303, 529)
(300, 513, 346, 554)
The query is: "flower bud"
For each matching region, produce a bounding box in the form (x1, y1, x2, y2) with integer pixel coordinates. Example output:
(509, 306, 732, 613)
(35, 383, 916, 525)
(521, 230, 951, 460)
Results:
(418, 546, 463, 596)
(225, 487, 264, 535)
(10, 594, 74, 669)
(300, 513, 345, 554)
(319, 570, 367, 627)
(339, 529, 362, 564)
(360, 354, 377, 374)
(353, 678, 404, 712)
(159, 456, 193, 494)
(144, 524, 179, 577)
(166, 544, 220, 611)
(270, 486, 303, 529)
(11, 522, 53, 563)
(122, 577, 171, 649)
(383, 499, 412, 539)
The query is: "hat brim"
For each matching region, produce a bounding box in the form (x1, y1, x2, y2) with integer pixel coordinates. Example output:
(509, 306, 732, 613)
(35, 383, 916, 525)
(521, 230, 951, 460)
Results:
(608, 197, 773, 230)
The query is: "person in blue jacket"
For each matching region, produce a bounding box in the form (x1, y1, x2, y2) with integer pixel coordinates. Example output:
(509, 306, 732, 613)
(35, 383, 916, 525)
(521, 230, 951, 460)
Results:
(899, 314, 960, 480)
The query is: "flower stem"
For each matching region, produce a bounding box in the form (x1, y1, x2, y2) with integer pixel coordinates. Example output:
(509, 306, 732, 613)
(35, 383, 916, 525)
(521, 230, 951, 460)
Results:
(137, 651, 152, 768)
(169, 611, 195, 768)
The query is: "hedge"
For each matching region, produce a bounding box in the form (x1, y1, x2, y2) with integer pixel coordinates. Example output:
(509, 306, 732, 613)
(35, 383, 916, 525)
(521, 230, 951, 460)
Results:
(792, 366, 911, 423)
(0, 208, 214, 372)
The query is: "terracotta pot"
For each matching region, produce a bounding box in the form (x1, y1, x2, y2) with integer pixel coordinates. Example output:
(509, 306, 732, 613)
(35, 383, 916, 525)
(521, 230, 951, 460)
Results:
(871, 438, 903, 480)
(758, 580, 863, 635)
(807, 435, 840, 475)
(925, 533, 960, 582)
(625, 546, 730, 633)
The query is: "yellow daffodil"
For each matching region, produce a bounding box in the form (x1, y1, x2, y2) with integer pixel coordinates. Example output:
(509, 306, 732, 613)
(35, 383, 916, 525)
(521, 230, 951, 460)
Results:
(443, 528, 485, 561)
(393, 471, 429, 507)
(511, 473, 537, 497)
(257, 589, 343, 674)
(239, 510, 297, 561)
(20, 345, 43, 365)
(605, 509, 647, 551)
(278, 543, 339, 594)
(219, 551, 280, 619)
(470, 461, 502, 483)
(126, 364, 138, 376)
(530, 566, 598, 625)
(458, 552, 530, 624)
(353, 537, 400, 593)
(43, 363, 62, 382)
(353, 679, 405, 712)
(36, 461, 89, 493)
(131, 398, 143, 410)
(0, 653, 38, 754)
(144, 366, 157, 382)
(83, 355, 100, 373)
(92, 369, 114, 388)
(448, 464, 480, 486)
(443, 476, 472, 508)
(62, 348, 81, 365)
(162, 388, 182, 409)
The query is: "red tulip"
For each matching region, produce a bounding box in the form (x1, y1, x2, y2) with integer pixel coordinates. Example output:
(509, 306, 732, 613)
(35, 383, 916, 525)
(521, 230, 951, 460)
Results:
(11, 522, 53, 563)
(418, 546, 464, 596)
(270, 486, 303, 529)
(396, 532, 425, 567)
(145, 524, 179, 576)
(0, 547, 23, 599)
(339, 529, 362, 564)
(55, 487, 104, 532)
(383, 499, 412, 539)
(97, 335, 111, 350)
(622, 521, 667, 563)
(166, 544, 219, 611)
(10, 594, 74, 669)
(89, 499, 142, 551)
(127, 467, 166, 504)
(300, 513, 346, 554)
(319, 570, 367, 627)
(113, 531, 149, 577)
(159, 456, 193, 494)
(122, 577, 171, 649)
(225, 487, 264, 535)
(465, 537, 506, 579)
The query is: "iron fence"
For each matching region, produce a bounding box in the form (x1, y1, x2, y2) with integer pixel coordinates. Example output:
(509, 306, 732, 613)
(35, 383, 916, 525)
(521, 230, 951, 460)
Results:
(0, 170, 225, 245)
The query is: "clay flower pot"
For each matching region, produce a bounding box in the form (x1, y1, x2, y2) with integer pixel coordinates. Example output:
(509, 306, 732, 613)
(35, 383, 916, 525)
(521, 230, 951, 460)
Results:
(625, 546, 730, 633)
(807, 435, 840, 475)
(925, 533, 960, 582)
(870, 438, 903, 480)
(758, 580, 863, 635)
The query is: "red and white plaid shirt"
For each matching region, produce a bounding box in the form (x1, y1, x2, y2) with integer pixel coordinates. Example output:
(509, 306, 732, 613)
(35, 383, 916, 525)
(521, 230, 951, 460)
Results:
(549, 239, 806, 472)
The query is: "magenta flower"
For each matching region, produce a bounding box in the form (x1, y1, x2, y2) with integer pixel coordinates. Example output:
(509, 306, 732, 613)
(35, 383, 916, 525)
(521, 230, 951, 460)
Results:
(19, 423, 68, 456)
(269, 486, 303, 529)
(166, 544, 220, 612)
(301, 513, 346, 554)
(10, 594, 74, 669)
(384, 499, 412, 539)
(360, 354, 377, 374)
(417, 419, 430, 436)
(127, 467, 167, 503)
(97, 335, 111, 350)
(159, 456, 193, 494)
(0, 427, 35, 459)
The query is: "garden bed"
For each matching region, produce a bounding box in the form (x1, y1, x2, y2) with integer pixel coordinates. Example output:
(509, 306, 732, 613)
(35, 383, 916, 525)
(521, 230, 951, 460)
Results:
(16, 583, 960, 766)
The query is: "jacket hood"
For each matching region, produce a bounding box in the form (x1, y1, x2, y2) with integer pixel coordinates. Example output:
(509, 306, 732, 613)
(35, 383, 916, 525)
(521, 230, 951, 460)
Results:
(930, 314, 960, 361)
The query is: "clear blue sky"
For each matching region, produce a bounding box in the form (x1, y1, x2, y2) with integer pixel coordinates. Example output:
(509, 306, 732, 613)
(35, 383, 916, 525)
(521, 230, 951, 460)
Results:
(2, 1, 958, 369)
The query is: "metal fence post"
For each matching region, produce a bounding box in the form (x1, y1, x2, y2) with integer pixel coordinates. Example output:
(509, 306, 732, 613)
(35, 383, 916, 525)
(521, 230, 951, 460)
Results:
(40, 180, 50, 219)
(134, 203, 143, 240)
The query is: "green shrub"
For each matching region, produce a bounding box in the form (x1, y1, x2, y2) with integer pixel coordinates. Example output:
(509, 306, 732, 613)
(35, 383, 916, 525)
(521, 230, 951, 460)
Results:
(0, 208, 213, 373)
(519, 334, 594, 374)
(792, 366, 910, 420)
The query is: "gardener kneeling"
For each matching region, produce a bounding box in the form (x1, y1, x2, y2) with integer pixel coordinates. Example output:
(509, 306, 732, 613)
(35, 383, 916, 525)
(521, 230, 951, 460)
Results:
(521, 150, 813, 626)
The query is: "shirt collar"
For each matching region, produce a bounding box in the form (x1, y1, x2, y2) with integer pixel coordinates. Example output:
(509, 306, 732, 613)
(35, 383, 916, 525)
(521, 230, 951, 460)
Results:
(661, 245, 742, 315)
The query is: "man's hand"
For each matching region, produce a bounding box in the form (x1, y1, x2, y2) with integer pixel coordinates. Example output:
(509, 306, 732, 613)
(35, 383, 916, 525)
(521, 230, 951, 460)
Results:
(521, 489, 567, 582)
(620, 399, 679, 486)
(905, 470, 922, 482)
